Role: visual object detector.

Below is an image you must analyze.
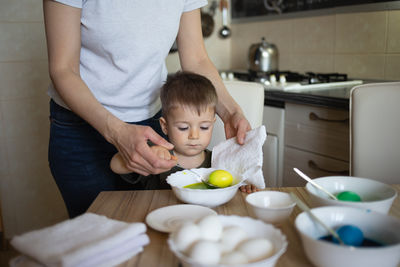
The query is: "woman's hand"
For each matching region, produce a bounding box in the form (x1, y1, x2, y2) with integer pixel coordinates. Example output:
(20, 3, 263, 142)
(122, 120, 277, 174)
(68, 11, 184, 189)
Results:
(151, 145, 178, 161)
(109, 120, 177, 176)
(223, 111, 251, 145)
(110, 145, 177, 175)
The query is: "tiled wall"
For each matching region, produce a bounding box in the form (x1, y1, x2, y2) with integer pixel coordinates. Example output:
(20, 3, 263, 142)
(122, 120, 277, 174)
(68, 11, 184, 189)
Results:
(230, 10, 400, 80)
(166, 2, 232, 72)
(0, 0, 68, 239)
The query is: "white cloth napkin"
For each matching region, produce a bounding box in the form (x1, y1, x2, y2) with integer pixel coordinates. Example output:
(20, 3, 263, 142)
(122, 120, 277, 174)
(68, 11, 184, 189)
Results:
(211, 125, 267, 189)
(10, 213, 150, 267)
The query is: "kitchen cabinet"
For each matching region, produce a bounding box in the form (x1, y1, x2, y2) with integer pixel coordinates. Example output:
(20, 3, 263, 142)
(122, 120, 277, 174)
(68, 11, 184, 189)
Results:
(283, 103, 349, 186)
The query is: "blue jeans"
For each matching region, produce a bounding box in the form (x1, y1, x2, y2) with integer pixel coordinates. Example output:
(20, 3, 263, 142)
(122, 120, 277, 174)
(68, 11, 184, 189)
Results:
(48, 100, 165, 218)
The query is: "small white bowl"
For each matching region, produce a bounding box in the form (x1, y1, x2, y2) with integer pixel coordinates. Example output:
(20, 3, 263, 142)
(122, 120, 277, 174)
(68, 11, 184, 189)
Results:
(246, 191, 296, 224)
(166, 168, 244, 207)
(295, 206, 400, 267)
(168, 215, 288, 267)
(305, 176, 397, 214)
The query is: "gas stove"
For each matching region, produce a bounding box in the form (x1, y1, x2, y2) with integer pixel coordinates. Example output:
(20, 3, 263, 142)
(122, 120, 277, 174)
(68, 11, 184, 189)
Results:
(221, 70, 363, 91)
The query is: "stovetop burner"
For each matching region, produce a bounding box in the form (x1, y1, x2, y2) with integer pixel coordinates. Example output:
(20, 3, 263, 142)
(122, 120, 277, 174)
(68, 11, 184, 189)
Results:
(226, 70, 363, 91)
(247, 70, 349, 84)
(305, 72, 348, 84)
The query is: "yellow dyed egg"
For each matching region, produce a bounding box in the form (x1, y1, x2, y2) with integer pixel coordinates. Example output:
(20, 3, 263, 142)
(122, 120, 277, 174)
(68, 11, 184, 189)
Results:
(208, 170, 233, 188)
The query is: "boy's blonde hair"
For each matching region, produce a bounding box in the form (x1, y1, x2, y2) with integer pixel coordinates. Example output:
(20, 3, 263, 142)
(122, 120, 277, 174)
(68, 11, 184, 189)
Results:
(160, 71, 218, 118)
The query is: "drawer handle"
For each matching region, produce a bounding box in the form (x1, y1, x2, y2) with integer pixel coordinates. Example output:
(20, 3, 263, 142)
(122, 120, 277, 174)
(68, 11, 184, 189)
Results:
(309, 112, 349, 123)
(308, 160, 349, 175)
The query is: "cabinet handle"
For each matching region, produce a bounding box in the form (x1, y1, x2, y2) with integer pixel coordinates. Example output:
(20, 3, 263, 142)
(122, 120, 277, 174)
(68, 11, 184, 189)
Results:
(309, 112, 349, 123)
(308, 160, 349, 175)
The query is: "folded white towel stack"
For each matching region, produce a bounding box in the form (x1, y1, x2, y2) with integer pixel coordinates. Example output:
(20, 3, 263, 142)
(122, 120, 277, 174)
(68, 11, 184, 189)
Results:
(211, 125, 267, 189)
(10, 213, 150, 267)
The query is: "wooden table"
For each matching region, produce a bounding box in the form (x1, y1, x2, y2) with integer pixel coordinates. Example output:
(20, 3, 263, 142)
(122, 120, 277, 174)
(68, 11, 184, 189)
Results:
(88, 186, 400, 267)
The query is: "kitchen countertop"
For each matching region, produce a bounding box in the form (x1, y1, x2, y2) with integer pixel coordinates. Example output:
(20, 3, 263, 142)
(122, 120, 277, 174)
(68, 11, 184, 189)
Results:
(221, 70, 396, 110)
(264, 80, 394, 110)
(222, 69, 361, 110)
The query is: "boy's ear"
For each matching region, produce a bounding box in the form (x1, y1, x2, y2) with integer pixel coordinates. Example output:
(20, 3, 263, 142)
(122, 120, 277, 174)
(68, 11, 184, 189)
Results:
(159, 117, 168, 135)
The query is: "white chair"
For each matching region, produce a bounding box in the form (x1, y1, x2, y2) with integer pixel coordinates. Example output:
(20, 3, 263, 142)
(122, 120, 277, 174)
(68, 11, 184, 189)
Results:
(350, 82, 400, 184)
(208, 81, 264, 149)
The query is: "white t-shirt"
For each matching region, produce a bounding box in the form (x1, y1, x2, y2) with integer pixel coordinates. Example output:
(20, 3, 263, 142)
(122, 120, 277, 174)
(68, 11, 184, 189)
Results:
(49, 0, 207, 122)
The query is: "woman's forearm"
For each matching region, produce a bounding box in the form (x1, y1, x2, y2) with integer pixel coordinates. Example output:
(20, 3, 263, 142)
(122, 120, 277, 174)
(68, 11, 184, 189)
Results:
(176, 9, 244, 124)
(182, 57, 244, 124)
(43, 0, 123, 144)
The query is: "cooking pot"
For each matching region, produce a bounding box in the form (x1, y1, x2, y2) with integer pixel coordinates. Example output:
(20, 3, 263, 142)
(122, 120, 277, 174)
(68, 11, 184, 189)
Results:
(248, 37, 279, 72)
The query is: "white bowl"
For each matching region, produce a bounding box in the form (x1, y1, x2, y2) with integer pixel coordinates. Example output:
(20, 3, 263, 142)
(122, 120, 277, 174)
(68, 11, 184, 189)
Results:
(246, 191, 296, 224)
(166, 168, 244, 207)
(168, 215, 288, 267)
(305, 176, 397, 214)
(295, 206, 400, 267)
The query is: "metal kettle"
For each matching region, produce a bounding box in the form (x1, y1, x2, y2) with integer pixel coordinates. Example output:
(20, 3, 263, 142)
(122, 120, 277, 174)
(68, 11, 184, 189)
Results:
(248, 37, 279, 72)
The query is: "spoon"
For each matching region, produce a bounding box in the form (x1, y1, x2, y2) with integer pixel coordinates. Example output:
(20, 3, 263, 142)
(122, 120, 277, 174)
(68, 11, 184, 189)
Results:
(293, 168, 338, 200)
(290, 193, 344, 245)
(183, 169, 220, 188)
(218, 0, 231, 38)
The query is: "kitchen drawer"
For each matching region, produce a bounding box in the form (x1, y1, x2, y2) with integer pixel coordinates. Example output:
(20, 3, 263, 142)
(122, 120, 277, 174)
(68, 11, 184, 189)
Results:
(283, 146, 349, 187)
(285, 103, 349, 161)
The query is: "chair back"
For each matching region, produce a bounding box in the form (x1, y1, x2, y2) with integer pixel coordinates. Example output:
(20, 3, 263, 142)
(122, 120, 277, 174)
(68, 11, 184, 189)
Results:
(208, 81, 264, 149)
(350, 82, 400, 184)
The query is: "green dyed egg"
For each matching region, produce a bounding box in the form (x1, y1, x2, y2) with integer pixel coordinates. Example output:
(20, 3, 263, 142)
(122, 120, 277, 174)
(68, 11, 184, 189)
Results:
(336, 191, 362, 202)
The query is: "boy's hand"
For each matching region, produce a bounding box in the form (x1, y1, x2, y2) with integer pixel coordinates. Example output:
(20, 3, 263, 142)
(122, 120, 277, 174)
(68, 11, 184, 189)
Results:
(239, 184, 259, 194)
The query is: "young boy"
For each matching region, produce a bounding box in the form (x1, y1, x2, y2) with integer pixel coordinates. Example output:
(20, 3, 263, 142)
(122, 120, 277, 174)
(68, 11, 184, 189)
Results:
(110, 71, 257, 192)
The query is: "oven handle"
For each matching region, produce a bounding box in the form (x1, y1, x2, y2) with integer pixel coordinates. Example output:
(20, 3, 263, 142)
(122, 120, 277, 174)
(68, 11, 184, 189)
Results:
(308, 160, 349, 175)
(309, 112, 349, 123)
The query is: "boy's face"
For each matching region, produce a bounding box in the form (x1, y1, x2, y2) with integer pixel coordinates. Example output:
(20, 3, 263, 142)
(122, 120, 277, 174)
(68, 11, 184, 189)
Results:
(160, 105, 216, 157)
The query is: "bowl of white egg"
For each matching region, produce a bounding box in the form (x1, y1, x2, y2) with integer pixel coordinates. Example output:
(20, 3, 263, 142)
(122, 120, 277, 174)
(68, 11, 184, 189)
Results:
(167, 168, 245, 207)
(167, 214, 287, 267)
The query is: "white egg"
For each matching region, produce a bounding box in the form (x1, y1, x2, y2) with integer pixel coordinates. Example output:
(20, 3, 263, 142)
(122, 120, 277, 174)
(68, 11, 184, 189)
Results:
(197, 215, 223, 241)
(171, 222, 201, 252)
(188, 240, 221, 265)
(219, 225, 248, 253)
(220, 251, 249, 265)
(237, 238, 275, 262)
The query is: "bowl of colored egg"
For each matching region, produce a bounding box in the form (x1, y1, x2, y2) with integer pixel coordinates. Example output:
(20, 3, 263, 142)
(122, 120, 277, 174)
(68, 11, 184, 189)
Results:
(166, 168, 245, 207)
(305, 176, 397, 214)
(295, 206, 400, 267)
